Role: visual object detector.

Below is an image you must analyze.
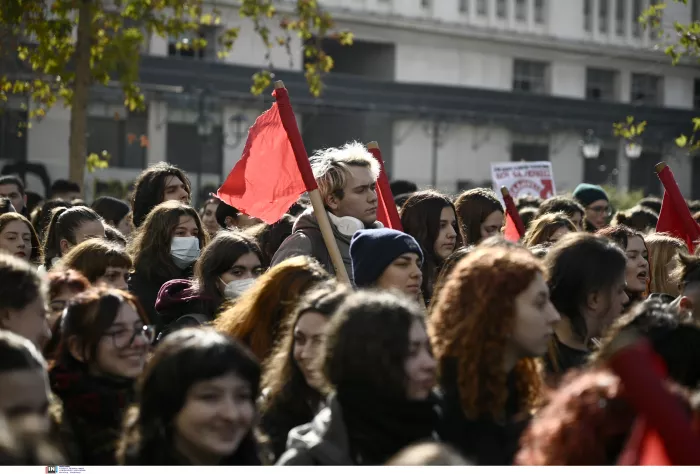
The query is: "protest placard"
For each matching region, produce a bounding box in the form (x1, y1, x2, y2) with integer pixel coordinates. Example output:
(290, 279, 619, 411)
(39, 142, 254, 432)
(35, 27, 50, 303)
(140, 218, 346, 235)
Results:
(491, 161, 556, 201)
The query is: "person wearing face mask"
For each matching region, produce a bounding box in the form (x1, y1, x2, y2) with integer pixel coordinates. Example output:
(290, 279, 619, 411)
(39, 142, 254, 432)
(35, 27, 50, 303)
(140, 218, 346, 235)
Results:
(155, 231, 266, 340)
(49, 288, 154, 465)
(271, 142, 383, 278)
(278, 291, 439, 466)
(127, 201, 209, 330)
(259, 284, 350, 462)
(350, 228, 425, 301)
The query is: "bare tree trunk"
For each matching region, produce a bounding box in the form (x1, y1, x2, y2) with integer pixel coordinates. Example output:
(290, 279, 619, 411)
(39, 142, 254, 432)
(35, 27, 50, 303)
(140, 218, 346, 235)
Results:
(68, 0, 93, 186)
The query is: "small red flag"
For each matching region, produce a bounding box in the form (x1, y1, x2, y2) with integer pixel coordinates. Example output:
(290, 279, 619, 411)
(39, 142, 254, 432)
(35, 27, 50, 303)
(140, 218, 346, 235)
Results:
(216, 90, 316, 224)
(367, 142, 402, 231)
(500, 187, 525, 242)
(655, 162, 700, 252)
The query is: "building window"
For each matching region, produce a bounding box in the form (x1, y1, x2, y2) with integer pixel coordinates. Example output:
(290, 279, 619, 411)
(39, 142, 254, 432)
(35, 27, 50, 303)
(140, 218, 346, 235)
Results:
(586, 68, 617, 101)
(599, 0, 609, 33)
(511, 143, 550, 162)
(86, 115, 147, 169)
(459, 0, 468, 14)
(632, 0, 643, 37)
(534, 0, 546, 24)
(167, 122, 222, 175)
(496, 0, 507, 18)
(515, 0, 527, 21)
(513, 59, 548, 94)
(0, 110, 27, 163)
(168, 26, 219, 60)
(694, 79, 700, 109)
(584, 0, 593, 32)
(583, 148, 618, 186)
(477, 0, 487, 16)
(615, 0, 626, 36)
(631, 73, 662, 106)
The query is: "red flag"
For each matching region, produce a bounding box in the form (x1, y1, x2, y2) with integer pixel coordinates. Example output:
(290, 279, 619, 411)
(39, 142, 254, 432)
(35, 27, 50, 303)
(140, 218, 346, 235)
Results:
(655, 162, 700, 252)
(500, 187, 525, 242)
(366, 142, 402, 231)
(216, 89, 317, 224)
(610, 340, 700, 466)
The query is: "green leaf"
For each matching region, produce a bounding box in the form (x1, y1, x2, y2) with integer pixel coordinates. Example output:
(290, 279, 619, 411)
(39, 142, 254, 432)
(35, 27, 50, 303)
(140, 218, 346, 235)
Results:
(676, 134, 688, 148)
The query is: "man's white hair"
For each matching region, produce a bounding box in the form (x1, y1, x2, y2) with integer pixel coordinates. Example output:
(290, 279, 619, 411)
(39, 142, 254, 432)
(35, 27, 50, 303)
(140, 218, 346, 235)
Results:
(309, 141, 381, 200)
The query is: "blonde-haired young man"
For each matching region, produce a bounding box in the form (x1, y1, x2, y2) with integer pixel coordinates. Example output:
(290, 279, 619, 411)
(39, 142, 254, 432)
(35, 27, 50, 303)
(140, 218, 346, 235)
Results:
(271, 141, 382, 277)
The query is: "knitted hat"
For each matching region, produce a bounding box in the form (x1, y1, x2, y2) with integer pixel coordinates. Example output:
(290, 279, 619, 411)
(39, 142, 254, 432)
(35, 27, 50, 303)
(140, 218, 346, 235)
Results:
(573, 183, 609, 207)
(350, 228, 423, 288)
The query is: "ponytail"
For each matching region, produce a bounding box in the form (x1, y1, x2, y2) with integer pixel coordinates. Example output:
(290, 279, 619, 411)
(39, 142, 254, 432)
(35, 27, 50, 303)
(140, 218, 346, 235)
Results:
(42, 207, 68, 269)
(42, 206, 103, 269)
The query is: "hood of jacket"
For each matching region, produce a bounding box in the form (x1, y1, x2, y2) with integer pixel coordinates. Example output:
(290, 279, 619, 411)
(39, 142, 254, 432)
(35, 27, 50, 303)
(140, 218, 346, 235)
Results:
(292, 208, 382, 244)
(155, 279, 210, 315)
(284, 395, 353, 465)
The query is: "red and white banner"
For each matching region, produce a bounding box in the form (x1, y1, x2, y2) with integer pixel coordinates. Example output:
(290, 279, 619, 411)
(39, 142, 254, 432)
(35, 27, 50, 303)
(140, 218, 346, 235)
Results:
(491, 162, 556, 201)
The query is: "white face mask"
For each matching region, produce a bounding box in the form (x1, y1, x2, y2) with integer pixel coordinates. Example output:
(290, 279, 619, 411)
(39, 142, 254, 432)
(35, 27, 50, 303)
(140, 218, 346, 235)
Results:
(222, 278, 256, 299)
(171, 236, 200, 269)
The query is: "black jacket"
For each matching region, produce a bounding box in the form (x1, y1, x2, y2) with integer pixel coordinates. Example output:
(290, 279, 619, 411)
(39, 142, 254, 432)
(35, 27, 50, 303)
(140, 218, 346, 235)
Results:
(438, 360, 530, 466)
(128, 265, 193, 331)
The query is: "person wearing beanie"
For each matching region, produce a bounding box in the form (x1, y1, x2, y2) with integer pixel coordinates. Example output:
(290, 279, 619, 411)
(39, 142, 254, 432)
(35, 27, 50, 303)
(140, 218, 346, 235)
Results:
(350, 228, 424, 299)
(572, 183, 611, 231)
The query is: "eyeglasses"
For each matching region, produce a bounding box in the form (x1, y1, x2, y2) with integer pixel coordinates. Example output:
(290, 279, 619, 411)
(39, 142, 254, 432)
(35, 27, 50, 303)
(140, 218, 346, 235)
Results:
(105, 324, 156, 350)
(586, 205, 613, 217)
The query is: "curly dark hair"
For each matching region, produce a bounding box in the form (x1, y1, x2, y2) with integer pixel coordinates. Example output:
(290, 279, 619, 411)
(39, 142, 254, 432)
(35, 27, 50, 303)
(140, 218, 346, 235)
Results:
(117, 328, 261, 465)
(322, 290, 425, 399)
(454, 188, 503, 245)
(429, 246, 544, 420)
(130, 163, 191, 228)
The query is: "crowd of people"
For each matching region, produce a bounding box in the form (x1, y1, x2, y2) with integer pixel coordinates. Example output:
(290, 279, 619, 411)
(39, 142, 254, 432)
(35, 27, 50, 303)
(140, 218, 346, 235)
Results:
(0, 142, 699, 466)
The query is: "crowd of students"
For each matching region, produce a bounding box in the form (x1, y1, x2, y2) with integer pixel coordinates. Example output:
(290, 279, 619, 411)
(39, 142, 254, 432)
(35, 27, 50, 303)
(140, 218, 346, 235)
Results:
(0, 141, 699, 466)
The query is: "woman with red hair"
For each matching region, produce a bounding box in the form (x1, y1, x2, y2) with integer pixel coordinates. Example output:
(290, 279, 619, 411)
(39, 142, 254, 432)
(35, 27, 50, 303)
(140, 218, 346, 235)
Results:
(429, 246, 560, 465)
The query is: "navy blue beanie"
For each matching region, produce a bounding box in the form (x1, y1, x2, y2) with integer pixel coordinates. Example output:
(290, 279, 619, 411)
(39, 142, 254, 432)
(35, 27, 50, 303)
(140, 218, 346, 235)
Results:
(350, 228, 423, 288)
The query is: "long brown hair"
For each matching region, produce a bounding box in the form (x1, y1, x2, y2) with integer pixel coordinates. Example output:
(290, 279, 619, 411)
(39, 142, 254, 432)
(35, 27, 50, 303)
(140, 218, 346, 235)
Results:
(646, 233, 686, 296)
(429, 246, 544, 419)
(214, 256, 329, 361)
(454, 188, 503, 245)
(127, 201, 208, 281)
(400, 190, 462, 302)
(0, 213, 43, 265)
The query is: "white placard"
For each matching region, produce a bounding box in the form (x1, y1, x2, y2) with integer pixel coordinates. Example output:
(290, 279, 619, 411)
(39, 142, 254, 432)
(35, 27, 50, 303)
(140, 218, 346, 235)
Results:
(491, 161, 556, 201)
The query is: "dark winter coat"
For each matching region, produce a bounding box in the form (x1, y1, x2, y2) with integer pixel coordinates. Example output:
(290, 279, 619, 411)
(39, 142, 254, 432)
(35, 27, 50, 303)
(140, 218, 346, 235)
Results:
(277, 391, 439, 466)
(271, 209, 382, 278)
(49, 360, 134, 465)
(154, 279, 220, 340)
(128, 265, 194, 331)
(438, 359, 530, 466)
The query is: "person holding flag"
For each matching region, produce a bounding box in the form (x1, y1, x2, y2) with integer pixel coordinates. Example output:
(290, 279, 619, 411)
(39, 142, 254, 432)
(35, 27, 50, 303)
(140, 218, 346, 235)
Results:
(270, 142, 383, 278)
